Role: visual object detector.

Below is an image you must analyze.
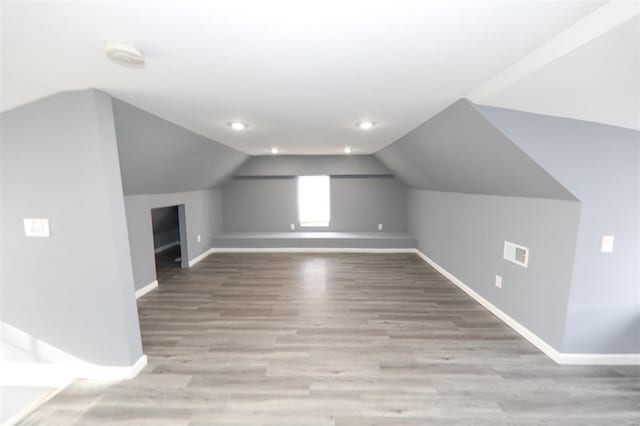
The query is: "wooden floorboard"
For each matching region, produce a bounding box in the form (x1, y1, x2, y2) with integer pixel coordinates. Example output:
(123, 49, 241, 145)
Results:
(20, 253, 640, 425)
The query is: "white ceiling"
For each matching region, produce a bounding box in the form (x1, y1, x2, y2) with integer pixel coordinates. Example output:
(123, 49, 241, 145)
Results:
(1, 0, 606, 154)
(474, 11, 640, 130)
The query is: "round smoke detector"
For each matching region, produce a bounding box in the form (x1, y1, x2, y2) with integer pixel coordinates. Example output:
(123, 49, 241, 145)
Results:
(105, 41, 145, 67)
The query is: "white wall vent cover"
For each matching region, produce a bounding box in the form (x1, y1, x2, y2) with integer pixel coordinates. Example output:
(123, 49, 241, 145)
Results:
(503, 241, 529, 268)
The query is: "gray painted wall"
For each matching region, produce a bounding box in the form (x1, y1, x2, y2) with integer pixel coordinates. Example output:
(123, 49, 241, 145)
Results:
(408, 190, 580, 349)
(151, 206, 180, 250)
(376, 99, 575, 200)
(233, 155, 392, 177)
(0, 90, 143, 366)
(221, 176, 406, 232)
(477, 106, 640, 353)
(124, 189, 223, 290)
(112, 99, 248, 195)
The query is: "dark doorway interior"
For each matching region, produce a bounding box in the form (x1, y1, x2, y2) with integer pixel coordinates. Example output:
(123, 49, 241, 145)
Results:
(151, 205, 182, 282)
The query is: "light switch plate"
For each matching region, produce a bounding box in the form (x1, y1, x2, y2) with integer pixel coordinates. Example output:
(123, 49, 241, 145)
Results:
(601, 235, 615, 253)
(24, 218, 50, 237)
(495, 274, 503, 288)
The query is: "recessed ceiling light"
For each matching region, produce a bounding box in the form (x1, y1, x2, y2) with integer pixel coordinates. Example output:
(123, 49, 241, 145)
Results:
(104, 41, 144, 67)
(271, 147, 279, 155)
(228, 121, 248, 131)
(357, 121, 375, 130)
(344, 146, 352, 154)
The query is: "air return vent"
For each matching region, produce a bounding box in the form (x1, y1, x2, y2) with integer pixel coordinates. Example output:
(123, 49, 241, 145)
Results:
(503, 241, 529, 268)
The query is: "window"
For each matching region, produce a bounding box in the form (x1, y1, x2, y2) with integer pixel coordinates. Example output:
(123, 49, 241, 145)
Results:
(298, 175, 330, 227)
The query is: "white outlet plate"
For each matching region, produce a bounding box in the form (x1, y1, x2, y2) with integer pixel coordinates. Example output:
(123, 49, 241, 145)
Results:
(601, 235, 614, 253)
(24, 218, 50, 237)
(290, 224, 295, 231)
(495, 274, 503, 288)
(197, 234, 201, 243)
(378, 224, 383, 231)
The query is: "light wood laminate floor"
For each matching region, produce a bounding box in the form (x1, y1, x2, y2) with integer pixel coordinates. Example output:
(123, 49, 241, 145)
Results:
(20, 253, 640, 425)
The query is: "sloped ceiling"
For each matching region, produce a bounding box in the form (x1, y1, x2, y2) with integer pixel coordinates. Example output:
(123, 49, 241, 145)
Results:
(1, 1, 604, 154)
(475, 104, 640, 202)
(375, 99, 576, 201)
(113, 98, 247, 195)
(473, 15, 639, 130)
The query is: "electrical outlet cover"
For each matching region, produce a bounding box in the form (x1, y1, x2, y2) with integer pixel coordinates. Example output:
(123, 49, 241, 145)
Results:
(24, 218, 50, 237)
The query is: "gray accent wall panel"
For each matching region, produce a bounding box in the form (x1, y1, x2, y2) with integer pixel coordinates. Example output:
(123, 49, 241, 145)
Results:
(0, 90, 143, 366)
(375, 99, 576, 200)
(233, 155, 392, 177)
(124, 189, 223, 290)
(221, 177, 406, 233)
(476, 105, 640, 353)
(408, 189, 580, 349)
(112, 99, 248, 195)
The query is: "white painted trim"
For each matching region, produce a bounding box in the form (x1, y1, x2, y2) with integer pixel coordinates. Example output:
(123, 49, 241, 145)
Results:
(135, 280, 158, 299)
(154, 240, 179, 254)
(188, 248, 215, 267)
(1, 384, 68, 426)
(0, 355, 148, 387)
(412, 249, 562, 363)
(412, 249, 640, 366)
(1, 322, 149, 385)
(0, 363, 73, 387)
(557, 353, 640, 366)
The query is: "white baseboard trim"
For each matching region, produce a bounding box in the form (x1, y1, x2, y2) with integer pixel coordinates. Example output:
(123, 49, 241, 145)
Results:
(1, 384, 69, 426)
(0, 355, 148, 387)
(135, 280, 158, 299)
(412, 249, 640, 366)
(154, 241, 180, 254)
(0, 363, 74, 387)
(412, 249, 563, 363)
(1, 322, 149, 385)
(556, 353, 640, 366)
(188, 248, 215, 267)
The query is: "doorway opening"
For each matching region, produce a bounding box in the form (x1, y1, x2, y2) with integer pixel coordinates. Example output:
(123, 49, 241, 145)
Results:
(151, 204, 188, 282)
